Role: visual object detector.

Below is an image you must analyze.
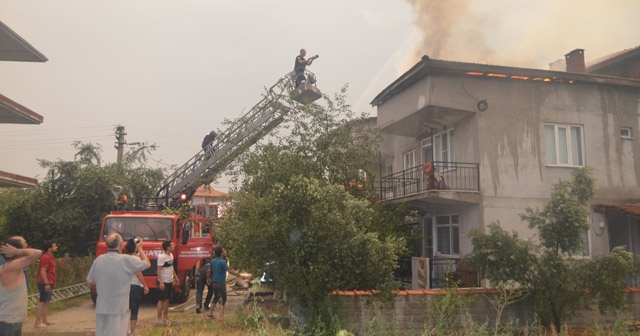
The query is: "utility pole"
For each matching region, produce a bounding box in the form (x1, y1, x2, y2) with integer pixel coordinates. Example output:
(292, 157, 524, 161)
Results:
(115, 125, 126, 164)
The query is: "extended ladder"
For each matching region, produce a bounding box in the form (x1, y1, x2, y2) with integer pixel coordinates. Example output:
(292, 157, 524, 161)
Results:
(27, 283, 91, 310)
(152, 70, 321, 208)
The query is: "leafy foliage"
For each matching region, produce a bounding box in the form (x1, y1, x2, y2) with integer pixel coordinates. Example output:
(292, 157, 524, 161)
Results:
(464, 168, 634, 331)
(0, 142, 164, 256)
(219, 86, 407, 332)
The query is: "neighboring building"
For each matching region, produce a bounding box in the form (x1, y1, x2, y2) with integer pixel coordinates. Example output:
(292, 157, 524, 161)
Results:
(192, 185, 228, 218)
(372, 48, 640, 289)
(0, 20, 47, 188)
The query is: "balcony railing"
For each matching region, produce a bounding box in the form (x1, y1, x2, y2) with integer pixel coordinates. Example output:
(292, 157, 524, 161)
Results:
(379, 161, 479, 201)
(394, 256, 481, 289)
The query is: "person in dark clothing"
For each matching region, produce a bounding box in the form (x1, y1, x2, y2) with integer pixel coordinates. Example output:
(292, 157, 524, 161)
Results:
(195, 259, 213, 314)
(202, 131, 216, 151)
(294, 49, 317, 87)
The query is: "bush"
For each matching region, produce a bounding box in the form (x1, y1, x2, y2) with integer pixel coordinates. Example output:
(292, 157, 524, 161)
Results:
(26, 255, 94, 294)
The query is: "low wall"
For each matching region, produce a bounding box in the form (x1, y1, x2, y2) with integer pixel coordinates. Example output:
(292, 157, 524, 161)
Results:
(332, 288, 640, 335)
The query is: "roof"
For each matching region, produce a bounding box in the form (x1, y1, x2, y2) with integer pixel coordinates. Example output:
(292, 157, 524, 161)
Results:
(0, 20, 47, 62)
(371, 55, 640, 107)
(586, 45, 640, 73)
(0, 92, 44, 124)
(193, 185, 228, 197)
(594, 204, 640, 217)
(0, 20, 46, 188)
(0, 170, 37, 188)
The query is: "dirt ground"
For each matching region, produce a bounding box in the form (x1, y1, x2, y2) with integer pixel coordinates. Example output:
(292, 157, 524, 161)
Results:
(21, 286, 253, 335)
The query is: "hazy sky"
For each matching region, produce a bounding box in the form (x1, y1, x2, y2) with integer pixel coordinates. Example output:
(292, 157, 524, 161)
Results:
(1, 1, 638, 192)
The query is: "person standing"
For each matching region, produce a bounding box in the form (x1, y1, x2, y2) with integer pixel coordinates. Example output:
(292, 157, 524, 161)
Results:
(156, 241, 178, 324)
(87, 234, 150, 336)
(201, 131, 216, 152)
(206, 246, 239, 325)
(0, 236, 42, 335)
(124, 238, 148, 335)
(35, 240, 57, 328)
(194, 259, 212, 314)
(293, 48, 317, 87)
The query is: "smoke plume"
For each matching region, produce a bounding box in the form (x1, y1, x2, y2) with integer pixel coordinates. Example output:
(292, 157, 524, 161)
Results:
(403, 0, 640, 71)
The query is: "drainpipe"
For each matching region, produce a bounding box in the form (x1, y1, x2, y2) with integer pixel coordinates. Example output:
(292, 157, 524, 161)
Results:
(378, 151, 383, 199)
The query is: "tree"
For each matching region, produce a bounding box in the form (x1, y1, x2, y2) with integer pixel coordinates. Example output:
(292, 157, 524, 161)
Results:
(0, 142, 164, 256)
(220, 86, 408, 332)
(464, 168, 634, 331)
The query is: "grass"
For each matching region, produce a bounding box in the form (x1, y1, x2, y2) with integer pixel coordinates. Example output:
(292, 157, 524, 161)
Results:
(135, 298, 291, 336)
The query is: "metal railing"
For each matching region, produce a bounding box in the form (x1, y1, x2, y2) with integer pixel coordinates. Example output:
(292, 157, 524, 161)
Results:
(379, 161, 479, 201)
(393, 256, 480, 289)
(430, 257, 480, 288)
(27, 283, 90, 310)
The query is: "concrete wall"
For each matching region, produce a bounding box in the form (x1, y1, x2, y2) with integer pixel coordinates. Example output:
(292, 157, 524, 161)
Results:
(334, 289, 640, 335)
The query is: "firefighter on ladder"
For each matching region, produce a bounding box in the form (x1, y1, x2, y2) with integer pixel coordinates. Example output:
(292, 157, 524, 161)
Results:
(294, 48, 318, 87)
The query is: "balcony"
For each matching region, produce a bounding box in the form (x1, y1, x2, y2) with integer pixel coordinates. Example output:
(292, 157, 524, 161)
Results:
(379, 161, 480, 201)
(395, 256, 481, 289)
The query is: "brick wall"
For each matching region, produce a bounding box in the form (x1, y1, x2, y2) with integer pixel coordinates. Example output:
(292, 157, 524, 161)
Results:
(332, 289, 640, 334)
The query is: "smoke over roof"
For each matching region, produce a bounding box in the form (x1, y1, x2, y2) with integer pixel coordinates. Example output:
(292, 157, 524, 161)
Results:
(403, 0, 640, 71)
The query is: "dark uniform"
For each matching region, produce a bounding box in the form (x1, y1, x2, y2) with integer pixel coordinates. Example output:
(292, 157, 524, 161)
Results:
(195, 263, 212, 313)
(294, 55, 307, 87)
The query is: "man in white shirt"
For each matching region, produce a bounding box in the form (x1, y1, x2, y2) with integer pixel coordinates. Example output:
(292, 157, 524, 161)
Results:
(156, 241, 178, 324)
(87, 234, 150, 336)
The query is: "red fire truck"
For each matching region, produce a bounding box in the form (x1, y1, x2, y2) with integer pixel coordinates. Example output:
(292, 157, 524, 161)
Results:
(91, 70, 321, 303)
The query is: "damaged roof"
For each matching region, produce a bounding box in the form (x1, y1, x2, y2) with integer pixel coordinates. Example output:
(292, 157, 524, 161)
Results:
(371, 55, 640, 107)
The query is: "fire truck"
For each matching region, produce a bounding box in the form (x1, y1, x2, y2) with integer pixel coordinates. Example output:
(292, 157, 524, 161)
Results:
(91, 71, 321, 303)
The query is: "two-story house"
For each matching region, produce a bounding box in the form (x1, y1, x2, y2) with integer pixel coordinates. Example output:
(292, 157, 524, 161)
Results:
(372, 48, 640, 288)
(0, 20, 47, 189)
(191, 185, 228, 219)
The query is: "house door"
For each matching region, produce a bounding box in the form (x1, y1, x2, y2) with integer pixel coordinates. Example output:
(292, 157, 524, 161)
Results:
(608, 213, 640, 287)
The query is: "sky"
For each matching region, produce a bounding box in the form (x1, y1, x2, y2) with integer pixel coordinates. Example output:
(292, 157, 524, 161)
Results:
(1, 0, 639, 193)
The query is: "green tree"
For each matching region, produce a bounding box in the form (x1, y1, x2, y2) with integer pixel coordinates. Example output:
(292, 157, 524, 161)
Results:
(0, 142, 164, 256)
(464, 168, 634, 331)
(220, 87, 407, 333)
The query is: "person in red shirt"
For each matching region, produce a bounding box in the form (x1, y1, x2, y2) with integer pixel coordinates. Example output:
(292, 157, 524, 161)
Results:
(35, 240, 57, 328)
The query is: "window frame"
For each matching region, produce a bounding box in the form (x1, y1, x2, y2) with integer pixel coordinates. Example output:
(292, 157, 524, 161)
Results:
(403, 150, 416, 170)
(620, 127, 633, 139)
(433, 214, 460, 257)
(544, 123, 585, 167)
(434, 129, 455, 163)
(421, 138, 433, 164)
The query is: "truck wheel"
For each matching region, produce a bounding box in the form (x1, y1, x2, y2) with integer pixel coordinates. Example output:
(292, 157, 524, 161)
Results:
(173, 273, 192, 303)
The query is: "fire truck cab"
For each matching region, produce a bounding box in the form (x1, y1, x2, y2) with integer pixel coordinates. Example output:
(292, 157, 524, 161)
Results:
(91, 211, 215, 303)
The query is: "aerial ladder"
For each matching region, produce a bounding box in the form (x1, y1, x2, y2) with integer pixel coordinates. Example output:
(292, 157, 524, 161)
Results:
(146, 70, 322, 209)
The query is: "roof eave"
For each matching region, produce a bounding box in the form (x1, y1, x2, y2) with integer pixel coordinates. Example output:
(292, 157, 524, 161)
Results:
(371, 56, 640, 107)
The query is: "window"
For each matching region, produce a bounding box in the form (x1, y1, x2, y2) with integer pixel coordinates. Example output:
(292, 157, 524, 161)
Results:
(403, 150, 416, 170)
(434, 129, 455, 169)
(620, 127, 633, 139)
(563, 229, 590, 257)
(421, 138, 433, 163)
(403, 150, 418, 183)
(544, 124, 584, 166)
(434, 215, 459, 256)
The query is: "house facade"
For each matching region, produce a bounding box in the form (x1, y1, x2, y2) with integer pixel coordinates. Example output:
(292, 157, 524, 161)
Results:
(191, 185, 228, 219)
(372, 48, 640, 288)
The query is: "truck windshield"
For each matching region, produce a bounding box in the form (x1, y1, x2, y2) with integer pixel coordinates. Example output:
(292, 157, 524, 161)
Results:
(104, 218, 174, 241)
